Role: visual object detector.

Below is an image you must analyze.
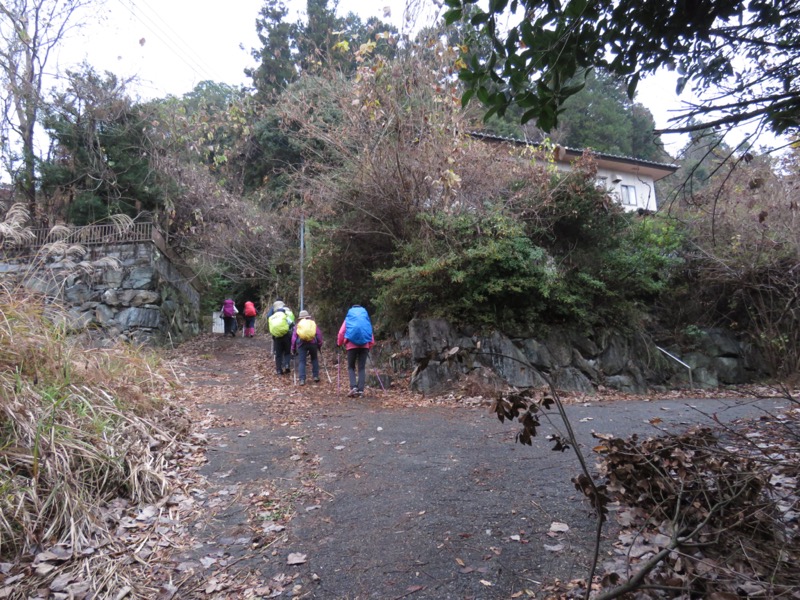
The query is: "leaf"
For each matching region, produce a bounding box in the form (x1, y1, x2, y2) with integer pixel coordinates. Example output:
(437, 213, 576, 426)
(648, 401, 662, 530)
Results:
(287, 553, 307, 565)
(35, 563, 57, 576)
(443, 8, 463, 25)
(549, 521, 570, 533)
(564, 0, 589, 18)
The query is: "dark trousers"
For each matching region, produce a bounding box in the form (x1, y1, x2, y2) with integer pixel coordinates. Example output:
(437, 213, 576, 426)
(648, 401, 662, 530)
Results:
(347, 347, 369, 392)
(223, 316, 236, 336)
(298, 344, 320, 382)
(274, 334, 292, 374)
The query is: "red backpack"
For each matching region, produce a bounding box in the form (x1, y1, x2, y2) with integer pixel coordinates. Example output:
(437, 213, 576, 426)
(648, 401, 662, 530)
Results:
(244, 301, 257, 317)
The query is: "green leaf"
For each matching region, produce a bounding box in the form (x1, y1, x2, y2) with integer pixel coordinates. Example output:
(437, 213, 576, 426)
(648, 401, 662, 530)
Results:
(477, 86, 490, 104)
(443, 8, 463, 25)
(520, 21, 536, 48)
(521, 107, 540, 124)
(461, 89, 475, 108)
(626, 73, 640, 99)
(564, 0, 589, 19)
(470, 12, 490, 25)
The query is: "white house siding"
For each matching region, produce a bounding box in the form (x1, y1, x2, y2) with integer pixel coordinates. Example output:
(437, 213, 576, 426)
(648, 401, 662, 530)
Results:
(552, 162, 659, 212)
(595, 166, 659, 212)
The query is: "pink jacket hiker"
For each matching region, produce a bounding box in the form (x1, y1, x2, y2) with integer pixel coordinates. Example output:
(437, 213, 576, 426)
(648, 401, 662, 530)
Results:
(337, 321, 375, 350)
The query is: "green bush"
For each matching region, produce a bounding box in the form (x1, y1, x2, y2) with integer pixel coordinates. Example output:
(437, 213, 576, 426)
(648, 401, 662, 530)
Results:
(375, 212, 556, 331)
(374, 169, 685, 334)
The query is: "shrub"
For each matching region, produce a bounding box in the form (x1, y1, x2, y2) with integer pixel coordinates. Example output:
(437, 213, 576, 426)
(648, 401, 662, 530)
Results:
(375, 212, 560, 331)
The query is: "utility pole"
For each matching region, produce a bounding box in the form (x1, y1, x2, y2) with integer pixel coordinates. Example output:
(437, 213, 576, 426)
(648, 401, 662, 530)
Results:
(299, 214, 305, 311)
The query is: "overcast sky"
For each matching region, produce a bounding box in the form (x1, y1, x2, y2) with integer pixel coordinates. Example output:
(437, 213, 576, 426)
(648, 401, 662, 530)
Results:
(52, 0, 761, 156)
(56, 0, 436, 98)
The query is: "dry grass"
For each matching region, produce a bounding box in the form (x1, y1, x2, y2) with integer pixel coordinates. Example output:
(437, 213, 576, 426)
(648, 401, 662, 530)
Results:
(0, 285, 190, 596)
(0, 205, 196, 597)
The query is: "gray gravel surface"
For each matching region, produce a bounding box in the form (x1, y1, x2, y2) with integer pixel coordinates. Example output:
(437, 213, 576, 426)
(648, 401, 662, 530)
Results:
(171, 335, 790, 599)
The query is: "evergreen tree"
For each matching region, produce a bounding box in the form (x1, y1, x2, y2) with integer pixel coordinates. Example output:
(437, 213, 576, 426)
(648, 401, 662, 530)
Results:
(248, 0, 396, 101)
(40, 66, 169, 224)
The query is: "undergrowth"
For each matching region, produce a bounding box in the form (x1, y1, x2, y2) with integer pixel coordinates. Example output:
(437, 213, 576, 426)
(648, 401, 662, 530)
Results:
(0, 284, 188, 560)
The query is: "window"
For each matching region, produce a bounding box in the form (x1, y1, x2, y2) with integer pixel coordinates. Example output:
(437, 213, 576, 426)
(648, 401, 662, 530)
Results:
(620, 184, 637, 206)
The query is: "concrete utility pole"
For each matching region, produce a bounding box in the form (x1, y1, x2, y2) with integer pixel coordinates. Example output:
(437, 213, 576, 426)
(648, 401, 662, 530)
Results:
(299, 215, 305, 311)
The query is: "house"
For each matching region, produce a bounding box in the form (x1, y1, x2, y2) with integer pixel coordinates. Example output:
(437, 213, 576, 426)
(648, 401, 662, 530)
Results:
(470, 132, 679, 212)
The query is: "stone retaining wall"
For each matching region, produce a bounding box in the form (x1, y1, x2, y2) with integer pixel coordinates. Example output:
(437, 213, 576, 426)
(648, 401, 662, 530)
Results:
(404, 319, 767, 395)
(1, 241, 200, 345)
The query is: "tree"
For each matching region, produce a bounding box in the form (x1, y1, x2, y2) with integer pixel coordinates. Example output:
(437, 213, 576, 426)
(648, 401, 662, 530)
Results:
(248, 0, 297, 99)
(445, 0, 800, 144)
(0, 0, 95, 222)
(559, 70, 667, 161)
(40, 66, 169, 224)
(248, 0, 396, 101)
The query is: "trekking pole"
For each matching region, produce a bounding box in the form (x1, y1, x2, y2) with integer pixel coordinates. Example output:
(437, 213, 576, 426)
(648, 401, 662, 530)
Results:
(337, 347, 342, 398)
(322, 350, 332, 383)
(292, 354, 297, 386)
(368, 354, 386, 392)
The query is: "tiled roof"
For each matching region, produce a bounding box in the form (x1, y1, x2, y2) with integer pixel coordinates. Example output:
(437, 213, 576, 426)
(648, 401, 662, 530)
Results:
(468, 131, 679, 172)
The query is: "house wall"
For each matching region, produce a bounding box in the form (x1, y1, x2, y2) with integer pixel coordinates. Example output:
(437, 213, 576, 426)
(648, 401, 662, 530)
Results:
(554, 163, 659, 211)
(597, 166, 659, 212)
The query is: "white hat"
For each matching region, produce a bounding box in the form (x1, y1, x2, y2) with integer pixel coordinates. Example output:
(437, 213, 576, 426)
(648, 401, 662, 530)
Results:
(298, 310, 310, 319)
(273, 300, 285, 311)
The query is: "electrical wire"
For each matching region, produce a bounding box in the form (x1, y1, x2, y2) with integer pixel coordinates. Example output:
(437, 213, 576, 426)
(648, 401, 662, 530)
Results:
(114, 0, 214, 84)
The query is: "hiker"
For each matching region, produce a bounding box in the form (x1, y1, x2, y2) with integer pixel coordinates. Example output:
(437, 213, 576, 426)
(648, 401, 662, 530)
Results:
(266, 297, 283, 319)
(291, 310, 323, 385)
(220, 298, 238, 337)
(337, 304, 374, 397)
(243, 300, 257, 338)
(268, 300, 295, 375)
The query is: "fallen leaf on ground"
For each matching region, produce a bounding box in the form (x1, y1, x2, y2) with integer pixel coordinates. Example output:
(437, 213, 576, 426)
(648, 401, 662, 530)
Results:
(549, 521, 570, 533)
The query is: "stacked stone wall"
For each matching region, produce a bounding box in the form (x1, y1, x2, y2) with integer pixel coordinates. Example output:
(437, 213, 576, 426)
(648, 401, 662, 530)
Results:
(403, 319, 767, 395)
(1, 242, 200, 345)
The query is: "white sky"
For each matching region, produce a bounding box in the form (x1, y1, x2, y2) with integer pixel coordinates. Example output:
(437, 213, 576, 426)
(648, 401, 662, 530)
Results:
(49, 0, 772, 156)
(56, 0, 436, 98)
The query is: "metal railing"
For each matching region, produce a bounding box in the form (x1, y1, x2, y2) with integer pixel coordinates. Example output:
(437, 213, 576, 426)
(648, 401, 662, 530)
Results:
(656, 345, 693, 390)
(24, 222, 153, 248)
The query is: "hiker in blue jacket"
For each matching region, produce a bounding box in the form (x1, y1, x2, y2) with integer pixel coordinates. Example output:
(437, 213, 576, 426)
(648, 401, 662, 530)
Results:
(337, 304, 374, 397)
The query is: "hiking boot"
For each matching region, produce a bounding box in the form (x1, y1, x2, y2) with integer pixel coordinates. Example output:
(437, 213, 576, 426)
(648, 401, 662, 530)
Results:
(347, 387, 359, 398)
(313, 377, 320, 383)
(357, 390, 364, 397)
(299, 380, 305, 386)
